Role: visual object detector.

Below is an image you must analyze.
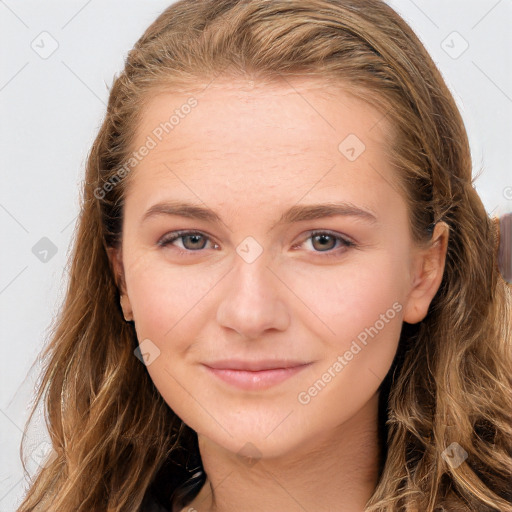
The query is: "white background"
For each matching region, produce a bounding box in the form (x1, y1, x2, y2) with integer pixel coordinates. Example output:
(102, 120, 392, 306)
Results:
(1, 1, 511, 510)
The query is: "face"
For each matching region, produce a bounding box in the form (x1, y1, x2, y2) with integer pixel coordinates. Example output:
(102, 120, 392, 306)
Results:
(111, 77, 445, 459)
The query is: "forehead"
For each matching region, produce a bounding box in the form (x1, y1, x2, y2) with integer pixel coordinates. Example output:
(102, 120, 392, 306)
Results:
(125, 77, 400, 214)
(136, 76, 391, 147)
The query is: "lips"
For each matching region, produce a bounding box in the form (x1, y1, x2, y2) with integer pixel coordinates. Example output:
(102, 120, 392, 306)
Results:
(202, 359, 312, 390)
(204, 359, 310, 371)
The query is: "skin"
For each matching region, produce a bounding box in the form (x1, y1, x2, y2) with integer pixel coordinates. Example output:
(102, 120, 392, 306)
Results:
(109, 76, 449, 512)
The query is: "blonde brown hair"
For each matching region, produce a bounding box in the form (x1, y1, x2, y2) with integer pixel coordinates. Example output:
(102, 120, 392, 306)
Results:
(17, 0, 512, 511)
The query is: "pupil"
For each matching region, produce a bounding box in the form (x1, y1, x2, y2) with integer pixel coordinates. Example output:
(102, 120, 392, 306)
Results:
(314, 234, 334, 251)
(186, 234, 204, 249)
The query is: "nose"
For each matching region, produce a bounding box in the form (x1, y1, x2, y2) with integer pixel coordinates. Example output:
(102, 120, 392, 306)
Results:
(216, 252, 290, 340)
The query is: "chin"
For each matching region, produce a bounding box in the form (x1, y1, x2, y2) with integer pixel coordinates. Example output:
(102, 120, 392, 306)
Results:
(196, 415, 309, 462)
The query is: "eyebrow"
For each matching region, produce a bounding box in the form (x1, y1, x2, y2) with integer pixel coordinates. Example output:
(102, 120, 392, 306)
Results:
(141, 200, 378, 229)
(141, 201, 377, 229)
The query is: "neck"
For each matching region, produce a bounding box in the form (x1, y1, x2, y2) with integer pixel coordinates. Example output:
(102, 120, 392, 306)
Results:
(181, 392, 383, 512)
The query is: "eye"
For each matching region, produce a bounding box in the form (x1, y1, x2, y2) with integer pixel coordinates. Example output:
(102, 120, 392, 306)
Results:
(294, 230, 355, 257)
(157, 229, 356, 258)
(157, 230, 218, 254)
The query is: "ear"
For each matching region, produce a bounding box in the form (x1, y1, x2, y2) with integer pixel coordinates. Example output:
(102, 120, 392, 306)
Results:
(106, 246, 133, 322)
(402, 222, 449, 324)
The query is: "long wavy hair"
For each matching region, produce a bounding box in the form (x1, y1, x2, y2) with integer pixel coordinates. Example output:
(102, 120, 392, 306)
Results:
(17, 0, 512, 510)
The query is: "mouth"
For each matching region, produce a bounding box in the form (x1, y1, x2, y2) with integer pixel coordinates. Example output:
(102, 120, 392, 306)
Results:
(202, 359, 313, 391)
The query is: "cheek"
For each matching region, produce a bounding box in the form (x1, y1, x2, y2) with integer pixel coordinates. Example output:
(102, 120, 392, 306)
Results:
(124, 252, 221, 344)
(293, 251, 407, 343)
(293, 253, 406, 392)
(291, 259, 405, 426)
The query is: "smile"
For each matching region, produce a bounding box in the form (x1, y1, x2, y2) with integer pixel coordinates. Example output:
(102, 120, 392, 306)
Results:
(202, 363, 312, 391)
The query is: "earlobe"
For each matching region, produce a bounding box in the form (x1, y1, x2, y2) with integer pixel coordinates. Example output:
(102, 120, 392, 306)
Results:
(106, 246, 134, 322)
(120, 294, 134, 322)
(403, 222, 449, 324)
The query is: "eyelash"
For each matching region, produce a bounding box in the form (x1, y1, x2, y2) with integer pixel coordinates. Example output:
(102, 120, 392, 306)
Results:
(157, 230, 356, 258)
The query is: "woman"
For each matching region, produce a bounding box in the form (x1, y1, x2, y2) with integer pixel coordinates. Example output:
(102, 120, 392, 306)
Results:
(17, 0, 512, 511)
